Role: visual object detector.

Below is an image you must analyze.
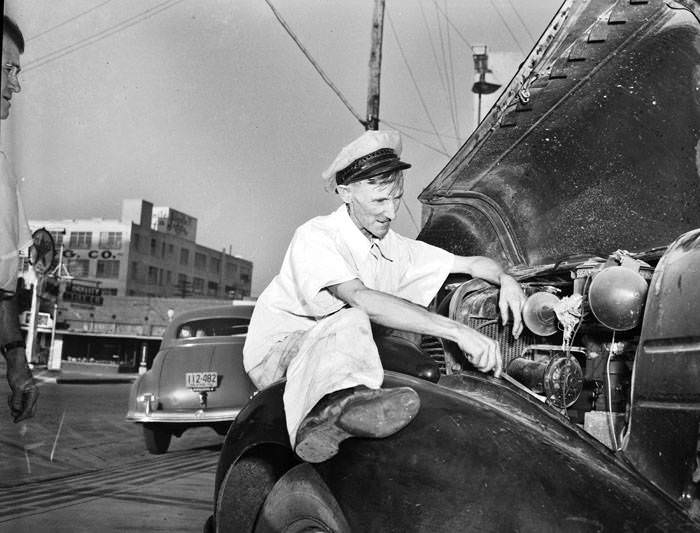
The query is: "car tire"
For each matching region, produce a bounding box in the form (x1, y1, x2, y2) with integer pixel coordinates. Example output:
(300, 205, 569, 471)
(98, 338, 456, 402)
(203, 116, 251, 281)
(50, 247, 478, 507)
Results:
(253, 463, 351, 533)
(143, 424, 172, 454)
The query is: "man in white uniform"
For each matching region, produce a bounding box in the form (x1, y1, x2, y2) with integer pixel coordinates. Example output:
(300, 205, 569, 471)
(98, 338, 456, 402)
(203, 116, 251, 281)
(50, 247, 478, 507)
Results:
(1, 15, 39, 423)
(244, 129, 525, 463)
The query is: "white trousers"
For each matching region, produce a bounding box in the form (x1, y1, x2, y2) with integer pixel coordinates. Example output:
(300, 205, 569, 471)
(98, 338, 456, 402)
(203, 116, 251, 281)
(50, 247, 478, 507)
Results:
(248, 308, 384, 445)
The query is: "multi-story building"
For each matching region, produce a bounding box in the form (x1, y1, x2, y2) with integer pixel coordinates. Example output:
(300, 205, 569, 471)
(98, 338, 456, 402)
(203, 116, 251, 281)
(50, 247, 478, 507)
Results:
(24, 199, 253, 299)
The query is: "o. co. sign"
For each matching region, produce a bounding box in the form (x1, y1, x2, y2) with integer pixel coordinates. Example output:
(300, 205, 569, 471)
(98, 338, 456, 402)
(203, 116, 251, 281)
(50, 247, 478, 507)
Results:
(62, 249, 121, 259)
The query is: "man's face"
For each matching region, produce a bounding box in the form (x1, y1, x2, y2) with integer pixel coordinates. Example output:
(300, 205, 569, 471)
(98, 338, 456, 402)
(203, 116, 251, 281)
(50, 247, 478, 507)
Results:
(1, 35, 22, 120)
(340, 176, 404, 240)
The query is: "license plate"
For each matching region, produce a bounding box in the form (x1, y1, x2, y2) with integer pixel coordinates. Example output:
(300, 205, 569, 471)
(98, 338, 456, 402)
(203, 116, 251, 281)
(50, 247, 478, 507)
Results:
(186, 372, 218, 391)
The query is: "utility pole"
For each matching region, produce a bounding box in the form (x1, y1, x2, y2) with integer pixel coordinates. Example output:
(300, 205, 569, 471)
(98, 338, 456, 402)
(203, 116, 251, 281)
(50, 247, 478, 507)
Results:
(47, 242, 71, 370)
(365, 0, 386, 131)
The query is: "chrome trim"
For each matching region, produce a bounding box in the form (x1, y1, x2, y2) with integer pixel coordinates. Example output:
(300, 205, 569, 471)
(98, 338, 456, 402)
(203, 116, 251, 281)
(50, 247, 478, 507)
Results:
(126, 407, 242, 423)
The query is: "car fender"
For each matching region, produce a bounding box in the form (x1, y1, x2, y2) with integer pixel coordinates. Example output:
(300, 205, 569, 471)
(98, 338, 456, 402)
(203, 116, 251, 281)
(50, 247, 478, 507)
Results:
(623, 228, 700, 498)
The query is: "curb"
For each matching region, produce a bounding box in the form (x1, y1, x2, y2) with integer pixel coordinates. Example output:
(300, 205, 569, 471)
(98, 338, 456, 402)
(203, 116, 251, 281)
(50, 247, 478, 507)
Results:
(34, 374, 138, 385)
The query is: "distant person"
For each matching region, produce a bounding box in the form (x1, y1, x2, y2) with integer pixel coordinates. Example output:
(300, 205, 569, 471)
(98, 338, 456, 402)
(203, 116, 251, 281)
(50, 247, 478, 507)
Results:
(243, 129, 526, 463)
(1, 15, 39, 423)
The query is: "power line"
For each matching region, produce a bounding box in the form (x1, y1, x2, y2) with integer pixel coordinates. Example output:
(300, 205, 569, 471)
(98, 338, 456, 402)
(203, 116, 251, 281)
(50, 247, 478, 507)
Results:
(506, 0, 536, 43)
(431, 1, 461, 147)
(430, 0, 472, 50)
(24, 0, 186, 72)
(418, 1, 449, 105)
(386, 12, 449, 154)
(382, 119, 461, 141)
(400, 198, 420, 234)
(490, 0, 526, 55)
(262, 0, 365, 127)
(27, 0, 116, 43)
(442, 0, 462, 150)
(380, 119, 451, 157)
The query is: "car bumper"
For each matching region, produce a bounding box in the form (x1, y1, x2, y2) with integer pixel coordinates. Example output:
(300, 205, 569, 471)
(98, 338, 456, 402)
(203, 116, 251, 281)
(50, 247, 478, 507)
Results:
(126, 407, 242, 424)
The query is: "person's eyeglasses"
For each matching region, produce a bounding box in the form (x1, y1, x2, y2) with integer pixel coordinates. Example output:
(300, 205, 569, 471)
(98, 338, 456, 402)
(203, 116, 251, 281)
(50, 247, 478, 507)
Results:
(3, 64, 21, 82)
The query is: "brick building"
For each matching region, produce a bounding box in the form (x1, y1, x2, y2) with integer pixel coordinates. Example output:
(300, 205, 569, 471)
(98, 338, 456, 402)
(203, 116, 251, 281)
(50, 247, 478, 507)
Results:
(24, 199, 252, 299)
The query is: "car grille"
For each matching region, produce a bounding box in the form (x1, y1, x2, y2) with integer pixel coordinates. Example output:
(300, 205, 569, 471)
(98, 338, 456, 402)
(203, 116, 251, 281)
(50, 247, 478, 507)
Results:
(421, 317, 536, 375)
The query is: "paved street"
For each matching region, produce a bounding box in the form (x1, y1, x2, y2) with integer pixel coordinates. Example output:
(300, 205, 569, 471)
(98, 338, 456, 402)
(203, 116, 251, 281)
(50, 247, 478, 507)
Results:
(0, 379, 225, 532)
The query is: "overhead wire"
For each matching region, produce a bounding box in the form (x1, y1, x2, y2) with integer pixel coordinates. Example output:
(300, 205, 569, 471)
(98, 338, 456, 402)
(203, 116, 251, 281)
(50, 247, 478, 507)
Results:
(262, 0, 365, 127)
(506, 0, 536, 43)
(27, 0, 116, 43)
(490, 0, 526, 55)
(431, 1, 460, 147)
(430, 0, 473, 49)
(442, 0, 462, 149)
(380, 119, 451, 157)
(418, 0, 449, 108)
(386, 12, 449, 154)
(23, 0, 186, 72)
(381, 119, 461, 141)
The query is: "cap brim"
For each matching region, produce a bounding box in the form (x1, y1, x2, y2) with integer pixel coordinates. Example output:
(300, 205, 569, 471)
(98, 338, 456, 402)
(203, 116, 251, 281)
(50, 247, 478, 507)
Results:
(341, 159, 411, 185)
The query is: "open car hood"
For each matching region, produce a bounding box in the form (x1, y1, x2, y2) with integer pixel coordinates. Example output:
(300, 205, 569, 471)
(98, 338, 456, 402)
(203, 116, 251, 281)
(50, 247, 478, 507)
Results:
(418, 0, 700, 267)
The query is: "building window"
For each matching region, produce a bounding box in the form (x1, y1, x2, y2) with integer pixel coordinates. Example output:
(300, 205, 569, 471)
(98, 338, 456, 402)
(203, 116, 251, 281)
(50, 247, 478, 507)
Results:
(148, 266, 158, 285)
(130, 262, 141, 281)
(194, 252, 206, 270)
(101, 288, 118, 296)
(176, 274, 189, 296)
(150, 238, 157, 256)
(50, 231, 64, 248)
(240, 272, 250, 284)
(210, 257, 221, 274)
(207, 281, 218, 296)
(96, 260, 120, 279)
(69, 259, 90, 277)
(192, 277, 204, 294)
(180, 248, 189, 266)
(168, 244, 175, 255)
(166, 270, 172, 285)
(226, 262, 238, 276)
(132, 233, 141, 252)
(69, 232, 92, 249)
(98, 232, 122, 249)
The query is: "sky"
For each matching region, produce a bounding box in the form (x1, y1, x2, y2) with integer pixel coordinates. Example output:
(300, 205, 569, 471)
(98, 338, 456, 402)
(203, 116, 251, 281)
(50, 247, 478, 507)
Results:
(3, 0, 562, 295)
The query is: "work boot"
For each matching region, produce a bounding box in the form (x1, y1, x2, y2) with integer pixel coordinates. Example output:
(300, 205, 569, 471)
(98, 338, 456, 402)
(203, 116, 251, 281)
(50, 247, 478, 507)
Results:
(294, 385, 420, 463)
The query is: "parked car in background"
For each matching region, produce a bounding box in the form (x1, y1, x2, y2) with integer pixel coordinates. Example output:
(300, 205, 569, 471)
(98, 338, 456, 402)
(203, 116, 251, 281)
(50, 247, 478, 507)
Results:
(206, 0, 700, 531)
(126, 303, 255, 454)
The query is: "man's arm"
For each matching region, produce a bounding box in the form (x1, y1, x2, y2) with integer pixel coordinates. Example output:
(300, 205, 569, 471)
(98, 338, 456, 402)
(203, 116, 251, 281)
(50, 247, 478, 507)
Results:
(1, 296, 38, 423)
(328, 279, 502, 376)
(451, 255, 526, 338)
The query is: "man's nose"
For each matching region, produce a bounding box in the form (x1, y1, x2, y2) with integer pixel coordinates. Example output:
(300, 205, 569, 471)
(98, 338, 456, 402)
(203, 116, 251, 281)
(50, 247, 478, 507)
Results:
(383, 201, 397, 220)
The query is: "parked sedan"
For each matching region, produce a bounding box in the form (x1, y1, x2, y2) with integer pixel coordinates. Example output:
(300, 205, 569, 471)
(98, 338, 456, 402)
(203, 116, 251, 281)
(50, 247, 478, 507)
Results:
(126, 303, 255, 454)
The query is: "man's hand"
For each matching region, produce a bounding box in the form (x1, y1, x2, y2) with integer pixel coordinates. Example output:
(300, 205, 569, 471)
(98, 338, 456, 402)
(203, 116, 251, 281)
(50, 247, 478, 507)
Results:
(498, 274, 527, 339)
(8, 377, 39, 423)
(454, 324, 502, 377)
(4, 346, 39, 423)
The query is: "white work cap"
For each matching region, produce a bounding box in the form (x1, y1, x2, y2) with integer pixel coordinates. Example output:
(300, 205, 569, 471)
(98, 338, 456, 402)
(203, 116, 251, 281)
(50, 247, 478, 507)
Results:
(321, 129, 411, 186)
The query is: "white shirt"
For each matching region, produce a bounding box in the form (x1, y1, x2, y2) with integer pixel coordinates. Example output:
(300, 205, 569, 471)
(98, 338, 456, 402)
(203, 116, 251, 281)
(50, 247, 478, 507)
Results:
(0, 152, 32, 292)
(244, 204, 455, 372)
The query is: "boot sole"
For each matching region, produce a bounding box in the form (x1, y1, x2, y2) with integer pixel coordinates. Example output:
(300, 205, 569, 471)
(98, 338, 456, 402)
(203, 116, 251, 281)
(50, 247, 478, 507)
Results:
(294, 387, 420, 463)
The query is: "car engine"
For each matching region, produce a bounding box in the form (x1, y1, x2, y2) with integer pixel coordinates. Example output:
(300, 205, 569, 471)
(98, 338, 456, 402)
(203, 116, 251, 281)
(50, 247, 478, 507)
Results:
(428, 249, 659, 449)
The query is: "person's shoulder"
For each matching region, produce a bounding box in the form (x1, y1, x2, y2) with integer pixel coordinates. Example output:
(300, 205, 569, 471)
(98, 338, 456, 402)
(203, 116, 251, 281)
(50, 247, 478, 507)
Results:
(295, 210, 340, 239)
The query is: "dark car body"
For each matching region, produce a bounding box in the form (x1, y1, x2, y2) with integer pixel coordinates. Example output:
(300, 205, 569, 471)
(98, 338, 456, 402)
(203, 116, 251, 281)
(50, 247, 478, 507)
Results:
(207, 0, 700, 530)
(126, 304, 255, 453)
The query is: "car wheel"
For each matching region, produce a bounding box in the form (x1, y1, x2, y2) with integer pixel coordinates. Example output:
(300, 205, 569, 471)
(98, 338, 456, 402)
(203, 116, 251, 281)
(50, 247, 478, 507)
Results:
(253, 463, 351, 533)
(143, 424, 172, 454)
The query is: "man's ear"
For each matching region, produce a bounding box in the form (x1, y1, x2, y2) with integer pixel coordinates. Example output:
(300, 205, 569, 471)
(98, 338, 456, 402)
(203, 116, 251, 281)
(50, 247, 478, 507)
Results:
(336, 184, 352, 203)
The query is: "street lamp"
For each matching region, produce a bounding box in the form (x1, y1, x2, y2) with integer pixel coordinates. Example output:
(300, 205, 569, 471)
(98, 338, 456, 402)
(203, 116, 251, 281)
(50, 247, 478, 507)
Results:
(471, 45, 501, 125)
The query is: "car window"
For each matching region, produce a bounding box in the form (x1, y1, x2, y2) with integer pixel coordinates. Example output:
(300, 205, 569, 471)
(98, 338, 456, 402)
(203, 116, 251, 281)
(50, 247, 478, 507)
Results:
(176, 317, 249, 338)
